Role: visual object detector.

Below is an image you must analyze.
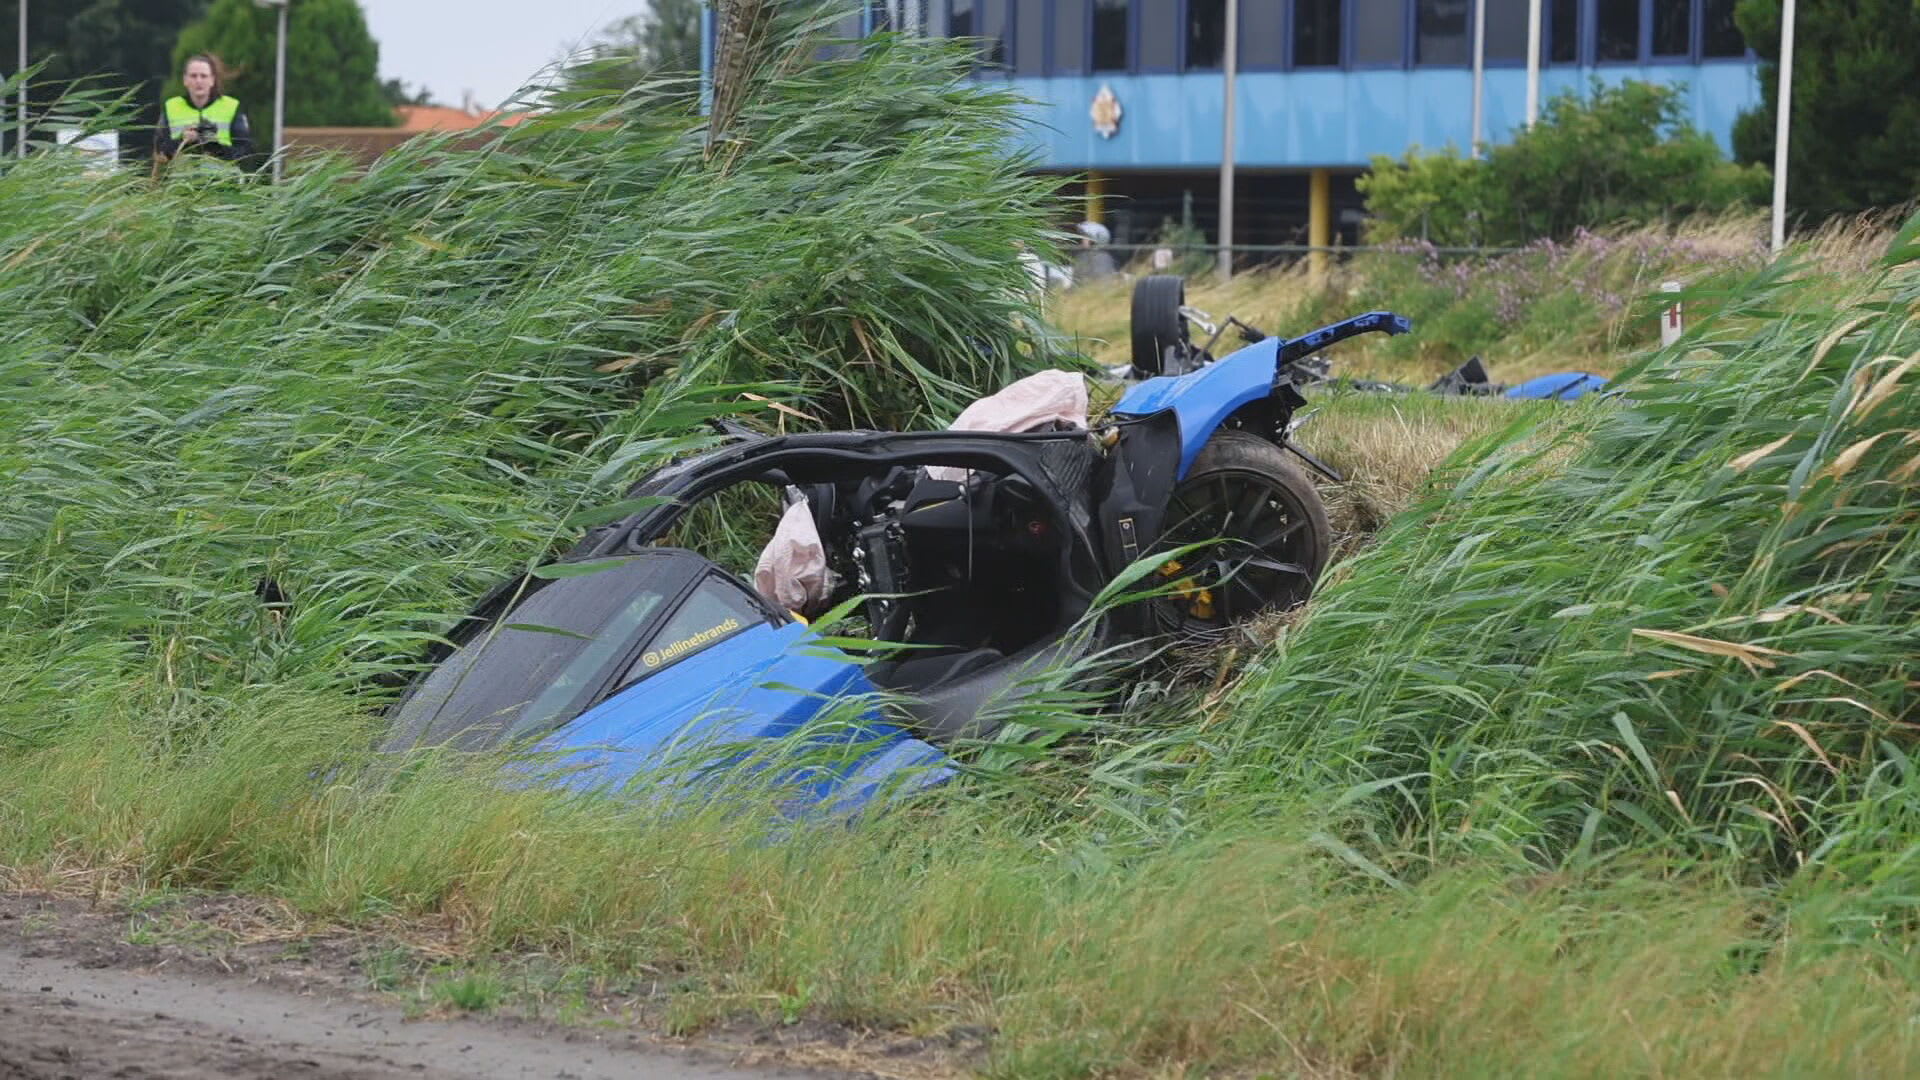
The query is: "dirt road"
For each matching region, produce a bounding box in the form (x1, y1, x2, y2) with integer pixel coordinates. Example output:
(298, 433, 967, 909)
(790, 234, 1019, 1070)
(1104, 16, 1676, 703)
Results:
(0, 892, 927, 1080)
(0, 943, 832, 1080)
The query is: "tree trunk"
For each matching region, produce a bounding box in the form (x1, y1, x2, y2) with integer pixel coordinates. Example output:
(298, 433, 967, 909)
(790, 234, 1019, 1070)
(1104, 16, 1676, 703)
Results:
(706, 0, 776, 163)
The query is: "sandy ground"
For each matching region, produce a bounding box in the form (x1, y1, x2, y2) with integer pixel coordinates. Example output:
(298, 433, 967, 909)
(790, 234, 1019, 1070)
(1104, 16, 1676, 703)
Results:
(0, 892, 971, 1080)
(0, 945, 800, 1079)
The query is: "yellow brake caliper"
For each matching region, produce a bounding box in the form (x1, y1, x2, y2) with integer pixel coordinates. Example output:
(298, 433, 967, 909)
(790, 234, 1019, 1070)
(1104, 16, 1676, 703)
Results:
(1160, 558, 1215, 620)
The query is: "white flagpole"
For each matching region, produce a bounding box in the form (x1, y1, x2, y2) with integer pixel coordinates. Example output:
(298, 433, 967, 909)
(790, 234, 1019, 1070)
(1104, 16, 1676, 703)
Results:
(1470, 0, 1486, 157)
(1218, 0, 1238, 279)
(1770, 0, 1796, 254)
(1525, 0, 1541, 127)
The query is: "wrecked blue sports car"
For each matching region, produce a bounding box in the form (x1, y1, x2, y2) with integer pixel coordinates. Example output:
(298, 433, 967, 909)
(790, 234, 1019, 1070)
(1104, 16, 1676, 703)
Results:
(384, 306, 1417, 814)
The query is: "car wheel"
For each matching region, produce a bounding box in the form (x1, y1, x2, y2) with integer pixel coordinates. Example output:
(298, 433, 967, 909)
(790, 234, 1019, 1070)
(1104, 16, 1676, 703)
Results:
(1151, 431, 1331, 634)
(1130, 274, 1189, 378)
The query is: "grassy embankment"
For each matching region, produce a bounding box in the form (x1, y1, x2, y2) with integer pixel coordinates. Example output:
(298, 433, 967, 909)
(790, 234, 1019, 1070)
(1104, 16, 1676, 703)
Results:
(5, 22, 1920, 1078)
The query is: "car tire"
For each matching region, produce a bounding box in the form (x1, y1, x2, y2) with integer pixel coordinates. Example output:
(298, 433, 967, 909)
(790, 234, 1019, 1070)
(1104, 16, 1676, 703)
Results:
(1153, 430, 1331, 633)
(1130, 275, 1189, 378)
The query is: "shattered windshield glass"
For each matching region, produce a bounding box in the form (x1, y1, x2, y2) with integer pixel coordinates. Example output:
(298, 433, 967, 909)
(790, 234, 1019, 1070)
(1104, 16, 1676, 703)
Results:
(386, 556, 704, 752)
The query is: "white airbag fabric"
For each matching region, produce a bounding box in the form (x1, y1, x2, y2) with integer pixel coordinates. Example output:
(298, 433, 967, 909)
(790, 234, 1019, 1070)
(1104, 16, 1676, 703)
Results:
(752, 370, 1089, 613)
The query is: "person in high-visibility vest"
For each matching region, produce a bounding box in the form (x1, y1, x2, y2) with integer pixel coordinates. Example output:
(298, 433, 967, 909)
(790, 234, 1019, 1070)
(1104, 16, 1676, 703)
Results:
(154, 53, 255, 165)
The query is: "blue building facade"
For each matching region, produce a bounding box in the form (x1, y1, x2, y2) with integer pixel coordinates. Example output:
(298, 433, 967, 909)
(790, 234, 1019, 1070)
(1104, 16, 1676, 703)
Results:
(715, 1, 1762, 246)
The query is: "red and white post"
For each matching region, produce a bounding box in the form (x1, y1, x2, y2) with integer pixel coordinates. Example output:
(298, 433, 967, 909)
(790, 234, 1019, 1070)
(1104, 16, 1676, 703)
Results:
(1660, 281, 1684, 347)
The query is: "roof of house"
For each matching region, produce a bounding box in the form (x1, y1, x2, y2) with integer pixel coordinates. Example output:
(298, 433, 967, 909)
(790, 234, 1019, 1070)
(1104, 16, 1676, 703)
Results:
(394, 104, 531, 131)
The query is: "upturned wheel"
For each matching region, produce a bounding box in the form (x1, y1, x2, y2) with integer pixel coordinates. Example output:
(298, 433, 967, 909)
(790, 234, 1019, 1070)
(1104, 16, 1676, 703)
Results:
(1129, 274, 1189, 377)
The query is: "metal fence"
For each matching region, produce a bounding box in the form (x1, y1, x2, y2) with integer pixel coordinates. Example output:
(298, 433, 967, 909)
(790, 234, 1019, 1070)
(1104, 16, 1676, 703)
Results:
(1086, 241, 1525, 278)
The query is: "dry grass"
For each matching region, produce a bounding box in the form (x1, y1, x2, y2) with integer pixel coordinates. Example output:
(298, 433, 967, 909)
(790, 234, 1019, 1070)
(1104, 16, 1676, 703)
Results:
(1301, 392, 1548, 555)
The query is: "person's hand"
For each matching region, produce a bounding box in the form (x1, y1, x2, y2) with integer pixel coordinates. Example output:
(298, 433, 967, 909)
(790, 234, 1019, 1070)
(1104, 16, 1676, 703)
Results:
(180, 127, 200, 145)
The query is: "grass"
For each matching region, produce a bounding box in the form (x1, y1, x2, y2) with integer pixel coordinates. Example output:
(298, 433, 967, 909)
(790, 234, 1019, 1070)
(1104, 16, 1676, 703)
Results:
(5, 706, 1919, 1075)
(1298, 391, 1552, 555)
(4, 11, 1920, 1076)
(434, 970, 509, 1013)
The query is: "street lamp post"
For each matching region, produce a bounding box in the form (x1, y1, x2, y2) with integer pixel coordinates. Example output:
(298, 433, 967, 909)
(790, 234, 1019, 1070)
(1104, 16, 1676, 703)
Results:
(1771, 0, 1796, 254)
(255, 0, 288, 182)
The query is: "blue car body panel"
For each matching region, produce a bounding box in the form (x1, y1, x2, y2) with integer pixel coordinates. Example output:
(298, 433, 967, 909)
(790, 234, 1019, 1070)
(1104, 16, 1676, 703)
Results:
(530, 622, 951, 813)
(1112, 337, 1280, 479)
(1507, 372, 1609, 400)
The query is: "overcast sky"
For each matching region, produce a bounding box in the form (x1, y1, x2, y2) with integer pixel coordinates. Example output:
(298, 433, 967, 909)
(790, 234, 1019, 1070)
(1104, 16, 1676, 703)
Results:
(362, 0, 647, 111)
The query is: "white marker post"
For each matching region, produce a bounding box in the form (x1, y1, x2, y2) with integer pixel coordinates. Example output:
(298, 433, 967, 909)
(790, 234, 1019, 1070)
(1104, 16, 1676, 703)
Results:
(1660, 281, 1684, 347)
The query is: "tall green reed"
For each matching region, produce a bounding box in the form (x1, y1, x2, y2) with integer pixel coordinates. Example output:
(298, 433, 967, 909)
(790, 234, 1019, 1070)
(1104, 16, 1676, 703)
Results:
(0, 19, 1067, 739)
(1206, 215, 1920, 889)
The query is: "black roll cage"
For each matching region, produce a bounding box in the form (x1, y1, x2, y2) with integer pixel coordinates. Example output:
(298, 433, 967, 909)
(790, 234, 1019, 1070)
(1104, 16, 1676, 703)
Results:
(570, 427, 1117, 628)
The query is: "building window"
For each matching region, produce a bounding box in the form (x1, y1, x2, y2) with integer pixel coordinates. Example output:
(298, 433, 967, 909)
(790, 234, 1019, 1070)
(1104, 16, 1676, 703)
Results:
(1702, 0, 1746, 56)
(871, 0, 927, 33)
(1415, 0, 1471, 65)
(1239, 0, 1286, 66)
(949, 0, 974, 39)
(1548, 0, 1577, 61)
(1353, 0, 1408, 65)
(1093, 0, 1129, 70)
(980, 0, 1010, 66)
(1483, 0, 1529, 61)
(1014, 0, 1046, 73)
(1055, 0, 1090, 71)
(1596, 0, 1638, 61)
(1138, 0, 1179, 69)
(1187, 0, 1226, 69)
(1293, 0, 1341, 67)
(1651, 0, 1690, 55)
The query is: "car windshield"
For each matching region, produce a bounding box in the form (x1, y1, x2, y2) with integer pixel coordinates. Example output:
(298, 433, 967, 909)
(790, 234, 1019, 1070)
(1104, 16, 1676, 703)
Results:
(386, 554, 707, 752)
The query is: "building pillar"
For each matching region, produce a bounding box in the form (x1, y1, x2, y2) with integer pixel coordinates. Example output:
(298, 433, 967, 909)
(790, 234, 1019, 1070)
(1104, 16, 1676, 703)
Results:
(1308, 168, 1331, 284)
(1086, 171, 1106, 225)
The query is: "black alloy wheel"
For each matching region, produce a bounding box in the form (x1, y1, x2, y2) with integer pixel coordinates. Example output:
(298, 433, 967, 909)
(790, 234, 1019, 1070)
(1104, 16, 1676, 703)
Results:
(1150, 431, 1331, 634)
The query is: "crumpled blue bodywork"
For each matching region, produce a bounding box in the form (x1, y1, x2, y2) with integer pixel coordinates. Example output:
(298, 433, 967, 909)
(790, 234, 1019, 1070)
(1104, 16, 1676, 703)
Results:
(523, 622, 951, 816)
(1505, 372, 1609, 400)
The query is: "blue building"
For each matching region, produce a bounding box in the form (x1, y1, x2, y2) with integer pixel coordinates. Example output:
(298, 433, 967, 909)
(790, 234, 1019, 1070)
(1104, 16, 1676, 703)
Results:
(716, 1, 1761, 248)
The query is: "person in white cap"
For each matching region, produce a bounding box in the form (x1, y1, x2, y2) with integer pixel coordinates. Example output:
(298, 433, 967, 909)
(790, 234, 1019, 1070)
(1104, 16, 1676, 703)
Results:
(1071, 220, 1117, 284)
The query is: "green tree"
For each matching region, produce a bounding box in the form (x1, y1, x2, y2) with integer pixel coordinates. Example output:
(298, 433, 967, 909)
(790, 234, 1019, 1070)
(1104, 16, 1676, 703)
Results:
(1731, 0, 1920, 218)
(170, 0, 395, 151)
(2, 0, 211, 151)
(380, 77, 437, 108)
(1361, 80, 1767, 246)
(562, 0, 704, 101)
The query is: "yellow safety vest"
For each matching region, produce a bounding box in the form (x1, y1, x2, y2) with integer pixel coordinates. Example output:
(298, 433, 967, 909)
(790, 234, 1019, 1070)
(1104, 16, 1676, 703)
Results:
(164, 95, 240, 147)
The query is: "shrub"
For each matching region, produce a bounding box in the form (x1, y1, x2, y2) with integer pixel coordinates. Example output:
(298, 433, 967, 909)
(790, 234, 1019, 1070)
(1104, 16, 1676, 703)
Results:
(1360, 80, 1769, 246)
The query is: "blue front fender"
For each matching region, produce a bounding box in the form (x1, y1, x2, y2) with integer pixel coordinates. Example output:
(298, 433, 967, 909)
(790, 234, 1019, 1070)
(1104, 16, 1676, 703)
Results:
(1112, 337, 1281, 479)
(1112, 311, 1412, 478)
